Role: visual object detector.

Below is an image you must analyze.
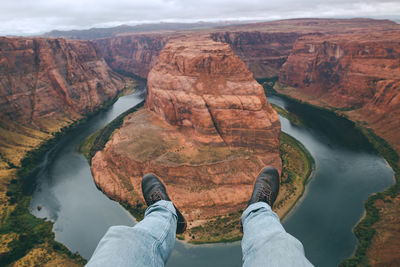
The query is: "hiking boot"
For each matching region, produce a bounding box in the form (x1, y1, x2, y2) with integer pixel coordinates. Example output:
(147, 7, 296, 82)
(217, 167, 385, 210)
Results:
(141, 173, 187, 234)
(240, 166, 280, 233)
(247, 166, 280, 207)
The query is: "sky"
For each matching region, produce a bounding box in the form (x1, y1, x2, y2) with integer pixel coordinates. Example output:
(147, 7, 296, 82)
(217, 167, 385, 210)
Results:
(1, 0, 400, 36)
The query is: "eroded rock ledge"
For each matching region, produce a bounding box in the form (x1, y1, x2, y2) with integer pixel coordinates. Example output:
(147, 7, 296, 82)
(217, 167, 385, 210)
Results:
(91, 36, 281, 240)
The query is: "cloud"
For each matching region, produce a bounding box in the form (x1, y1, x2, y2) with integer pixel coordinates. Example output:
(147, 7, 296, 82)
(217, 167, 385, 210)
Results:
(1, 0, 399, 35)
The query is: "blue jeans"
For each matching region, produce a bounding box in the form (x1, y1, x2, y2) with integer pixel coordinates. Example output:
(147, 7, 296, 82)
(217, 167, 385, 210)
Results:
(87, 200, 313, 266)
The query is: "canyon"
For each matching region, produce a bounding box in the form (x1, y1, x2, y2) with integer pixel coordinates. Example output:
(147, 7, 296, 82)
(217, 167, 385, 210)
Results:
(93, 18, 400, 80)
(0, 37, 128, 266)
(0, 18, 399, 266)
(90, 36, 282, 241)
(277, 30, 400, 266)
(90, 18, 400, 265)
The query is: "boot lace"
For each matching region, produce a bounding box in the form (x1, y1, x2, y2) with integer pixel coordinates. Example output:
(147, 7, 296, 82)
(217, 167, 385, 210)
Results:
(256, 183, 273, 205)
(149, 190, 163, 204)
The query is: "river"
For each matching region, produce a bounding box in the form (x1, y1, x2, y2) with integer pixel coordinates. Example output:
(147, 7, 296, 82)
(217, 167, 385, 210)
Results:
(30, 89, 394, 267)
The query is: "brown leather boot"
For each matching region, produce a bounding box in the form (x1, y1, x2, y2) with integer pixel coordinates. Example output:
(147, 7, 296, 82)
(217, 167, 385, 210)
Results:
(247, 166, 280, 207)
(142, 173, 187, 234)
(241, 166, 280, 232)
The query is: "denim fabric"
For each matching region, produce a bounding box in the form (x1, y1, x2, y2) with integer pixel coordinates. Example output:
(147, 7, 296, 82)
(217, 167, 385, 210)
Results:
(241, 202, 314, 267)
(87, 201, 313, 267)
(86, 200, 177, 267)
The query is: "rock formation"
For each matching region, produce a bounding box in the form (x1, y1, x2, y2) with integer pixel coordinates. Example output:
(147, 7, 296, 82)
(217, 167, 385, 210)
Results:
(91, 36, 281, 235)
(210, 32, 301, 79)
(93, 18, 399, 80)
(279, 32, 400, 153)
(0, 37, 125, 123)
(94, 31, 303, 80)
(94, 34, 168, 78)
(0, 37, 126, 166)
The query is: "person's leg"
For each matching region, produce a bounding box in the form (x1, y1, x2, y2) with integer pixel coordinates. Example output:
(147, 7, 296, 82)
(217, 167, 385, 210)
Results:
(86, 200, 177, 267)
(86, 174, 186, 267)
(241, 167, 313, 267)
(241, 202, 313, 267)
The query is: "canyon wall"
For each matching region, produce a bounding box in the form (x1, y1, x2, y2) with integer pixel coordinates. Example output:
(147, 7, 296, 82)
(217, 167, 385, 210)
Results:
(0, 37, 125, 123)
(210, 31, 301, 78)
(94, 34, 168, 78)
(0, 37, 126, 166)
(94, 31, 301, 80)
(92, 19, 399, 80)
(91, 36, 281, 239)
(279, 32, 400, 152)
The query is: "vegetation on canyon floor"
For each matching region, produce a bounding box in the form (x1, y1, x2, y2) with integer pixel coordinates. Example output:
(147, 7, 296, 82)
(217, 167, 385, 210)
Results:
(79, 101, 145, 163)
(270, 103, 304, 126)
(339, 126, 399, 267)
(0, 124, 87, 266)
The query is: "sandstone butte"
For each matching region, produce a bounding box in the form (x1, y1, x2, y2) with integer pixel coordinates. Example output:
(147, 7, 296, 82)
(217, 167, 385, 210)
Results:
(90, 36, 282, 238)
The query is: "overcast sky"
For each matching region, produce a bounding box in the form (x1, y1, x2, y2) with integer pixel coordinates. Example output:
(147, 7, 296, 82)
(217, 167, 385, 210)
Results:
(1, 0, 399, 36)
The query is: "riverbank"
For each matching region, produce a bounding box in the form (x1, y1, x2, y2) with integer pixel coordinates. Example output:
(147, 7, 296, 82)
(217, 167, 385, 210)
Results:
(0, 121, 89, 266)
(341, 125, 399, 266)
(80, 102, 314, 244)
(0, 80, 138, 266)
(264, 80, 399, 266)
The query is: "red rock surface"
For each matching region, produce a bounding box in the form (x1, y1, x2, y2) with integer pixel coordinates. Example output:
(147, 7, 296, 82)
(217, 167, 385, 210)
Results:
(94, 33, 169, 78)
(0, 37, 125, 125)
(210, 32, 301, 78)
(91, 36, 281, 230)
(146, 36, 281, 149)
(93, 18, 400, 80)
(0, 37, 126, 166)
(279, 32, 400, 153)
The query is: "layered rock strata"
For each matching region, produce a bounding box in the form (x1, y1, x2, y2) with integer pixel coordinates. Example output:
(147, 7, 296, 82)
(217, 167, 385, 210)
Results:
(91, 37, 281, 232)
(0, 37, 126, 166)
(279, 32, 400, 153)
(94, 34, 168, 78)
(210, 32, 301, 78)
(93, 19, 400, 80)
